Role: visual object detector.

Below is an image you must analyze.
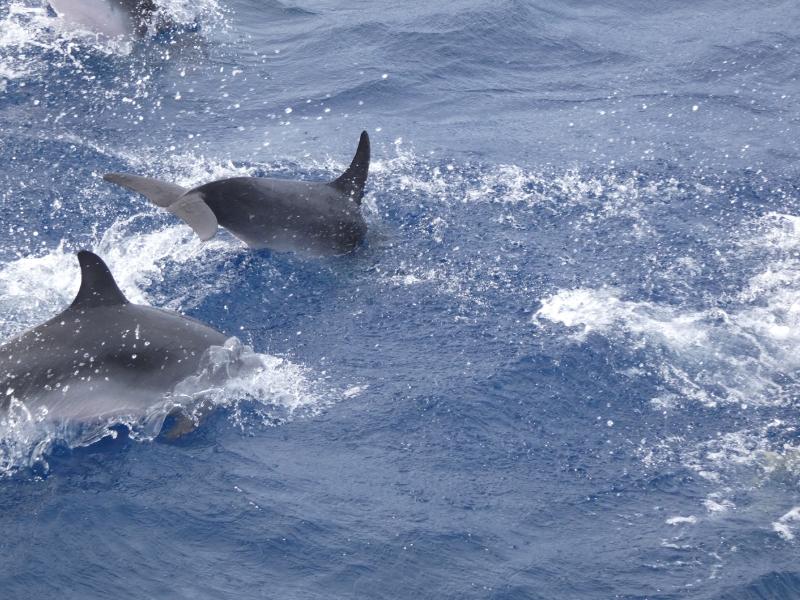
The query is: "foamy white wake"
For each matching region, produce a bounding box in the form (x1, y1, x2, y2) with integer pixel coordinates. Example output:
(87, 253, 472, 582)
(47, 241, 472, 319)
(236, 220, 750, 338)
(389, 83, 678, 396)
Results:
(536, 211, 800, 537)
(535, 213, 800, 409)
(774, 507, 800, 541)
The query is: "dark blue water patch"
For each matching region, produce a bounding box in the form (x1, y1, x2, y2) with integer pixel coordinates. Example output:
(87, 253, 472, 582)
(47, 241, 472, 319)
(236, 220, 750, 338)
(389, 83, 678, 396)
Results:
(715, 572, 800, 600)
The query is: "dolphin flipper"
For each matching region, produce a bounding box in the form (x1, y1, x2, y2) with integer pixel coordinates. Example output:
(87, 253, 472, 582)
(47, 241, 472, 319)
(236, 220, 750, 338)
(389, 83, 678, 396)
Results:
(103, 173, 187, 208)
(330, 131, 370, 204)
(167, 192, 219, 241)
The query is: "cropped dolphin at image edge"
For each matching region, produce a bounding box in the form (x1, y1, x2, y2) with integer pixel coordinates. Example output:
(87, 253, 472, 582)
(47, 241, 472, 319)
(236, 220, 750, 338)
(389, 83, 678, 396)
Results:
(48, 0, 159, 37)
(103, 131, 371, 256)
(0, 250, 228, 435)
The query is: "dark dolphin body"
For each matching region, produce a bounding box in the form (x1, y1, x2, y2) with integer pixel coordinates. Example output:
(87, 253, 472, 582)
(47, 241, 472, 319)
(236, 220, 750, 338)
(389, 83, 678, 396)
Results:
(48, 0, 157, 37)
(0, 251, 226, 429)
(104, 131, 371, 256)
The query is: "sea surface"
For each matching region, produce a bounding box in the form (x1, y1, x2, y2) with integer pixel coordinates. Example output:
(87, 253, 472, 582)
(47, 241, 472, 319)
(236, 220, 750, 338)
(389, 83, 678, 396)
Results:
(1, 0, 799, 598)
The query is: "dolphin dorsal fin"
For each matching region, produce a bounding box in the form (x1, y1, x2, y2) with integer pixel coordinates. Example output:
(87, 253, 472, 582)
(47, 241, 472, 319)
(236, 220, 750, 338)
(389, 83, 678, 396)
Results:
(70, 251, 129, 309)
(330, 131, 370, 204)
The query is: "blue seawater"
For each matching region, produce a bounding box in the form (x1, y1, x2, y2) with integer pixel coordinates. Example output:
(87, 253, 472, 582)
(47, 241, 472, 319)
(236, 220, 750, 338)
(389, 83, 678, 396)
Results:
(1, 0, 800, 598)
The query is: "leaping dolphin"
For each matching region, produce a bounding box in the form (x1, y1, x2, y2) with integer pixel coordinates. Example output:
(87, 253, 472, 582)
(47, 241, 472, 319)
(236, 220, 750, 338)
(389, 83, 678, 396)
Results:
(0, 251, 227, 432)
(103, 131, 371, 256)
(48, 0, 157, 37)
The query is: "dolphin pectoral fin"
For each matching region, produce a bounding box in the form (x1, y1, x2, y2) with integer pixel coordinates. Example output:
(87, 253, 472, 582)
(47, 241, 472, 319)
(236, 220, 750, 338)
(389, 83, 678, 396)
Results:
(161, 408, 199, 440)
(168, 192, 219, 241)
(330, 130, 370, 204)
(103, 173, 187, 208)
(161, 399, 216, 440)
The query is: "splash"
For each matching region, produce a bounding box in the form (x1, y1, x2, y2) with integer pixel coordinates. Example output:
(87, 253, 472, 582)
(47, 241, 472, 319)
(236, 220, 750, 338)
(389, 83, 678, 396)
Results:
(171, 337, 326, 427)
(773, 507, 800, 541)
(535, 213, 800, 409)
(0, 0, 225, 86)
(0, 217, 237, 339)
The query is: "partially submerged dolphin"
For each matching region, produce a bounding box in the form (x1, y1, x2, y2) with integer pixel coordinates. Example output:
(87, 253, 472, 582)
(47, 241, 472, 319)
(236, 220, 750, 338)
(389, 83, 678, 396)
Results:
(0, 251, 226, 431)
(48, 0, 157, 37)
(104, 131, 370, 256)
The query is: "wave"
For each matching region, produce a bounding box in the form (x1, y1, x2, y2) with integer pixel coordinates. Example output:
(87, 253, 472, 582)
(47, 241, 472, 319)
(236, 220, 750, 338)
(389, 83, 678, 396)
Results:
(535, 212, 800, 409)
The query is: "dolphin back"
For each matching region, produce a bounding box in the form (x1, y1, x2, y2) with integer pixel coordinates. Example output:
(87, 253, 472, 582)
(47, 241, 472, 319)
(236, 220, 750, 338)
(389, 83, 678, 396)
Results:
(0, 251, 229, 423)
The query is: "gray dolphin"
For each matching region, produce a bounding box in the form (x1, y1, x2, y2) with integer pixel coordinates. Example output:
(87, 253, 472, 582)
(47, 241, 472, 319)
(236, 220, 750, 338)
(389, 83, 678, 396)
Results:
(48, 0, 156, 37)
(104, 131, 370, 256)
(0, 251, 226, 430)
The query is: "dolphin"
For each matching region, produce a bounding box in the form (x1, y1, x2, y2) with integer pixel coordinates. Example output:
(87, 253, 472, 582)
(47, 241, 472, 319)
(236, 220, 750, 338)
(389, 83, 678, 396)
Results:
(103, 131, 370, 256)
(0, 251, 227, 432)
(48, 0, 157, 37)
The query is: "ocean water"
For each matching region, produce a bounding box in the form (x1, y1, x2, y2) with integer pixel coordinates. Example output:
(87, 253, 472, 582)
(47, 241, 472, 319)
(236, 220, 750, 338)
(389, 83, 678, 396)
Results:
(1, 0, 799, 598)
